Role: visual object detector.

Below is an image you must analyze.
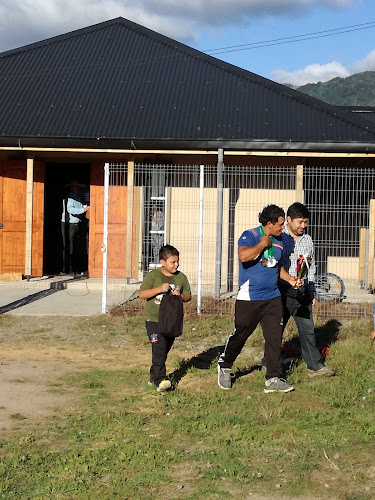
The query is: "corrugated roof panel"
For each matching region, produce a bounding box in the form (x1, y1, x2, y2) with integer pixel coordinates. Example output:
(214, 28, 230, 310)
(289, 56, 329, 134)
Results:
(0, 17, 375, 148)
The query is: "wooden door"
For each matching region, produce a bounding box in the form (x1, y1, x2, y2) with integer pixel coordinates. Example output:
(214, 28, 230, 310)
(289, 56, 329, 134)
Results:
(0, 160, 44, 276)
(89, 162, 129, 278)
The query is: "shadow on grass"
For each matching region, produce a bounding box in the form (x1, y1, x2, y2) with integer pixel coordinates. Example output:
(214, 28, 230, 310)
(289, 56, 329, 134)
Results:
(169, 345, 224, 386)
(281, 318, 342, 365)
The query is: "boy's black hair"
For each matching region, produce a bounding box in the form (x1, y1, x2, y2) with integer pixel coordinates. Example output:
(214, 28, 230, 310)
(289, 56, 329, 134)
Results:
(258, 204, 285, 226)
(287, 202, 310, 220)
(159, 244, 179, 261)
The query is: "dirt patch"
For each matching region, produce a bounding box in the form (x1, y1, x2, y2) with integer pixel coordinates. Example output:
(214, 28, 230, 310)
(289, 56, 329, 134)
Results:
(0, 359, 77, 434)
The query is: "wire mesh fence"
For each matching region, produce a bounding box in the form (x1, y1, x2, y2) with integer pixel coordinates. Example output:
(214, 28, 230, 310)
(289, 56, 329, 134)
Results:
(105, 160, 375, 320)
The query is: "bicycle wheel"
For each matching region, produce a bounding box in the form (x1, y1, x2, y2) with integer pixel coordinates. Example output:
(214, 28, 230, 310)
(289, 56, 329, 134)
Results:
(315, 273, 345, 302)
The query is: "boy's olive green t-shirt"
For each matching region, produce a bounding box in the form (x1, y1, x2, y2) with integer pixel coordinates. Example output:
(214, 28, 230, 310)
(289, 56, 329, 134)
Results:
(140, 267, 191, 322)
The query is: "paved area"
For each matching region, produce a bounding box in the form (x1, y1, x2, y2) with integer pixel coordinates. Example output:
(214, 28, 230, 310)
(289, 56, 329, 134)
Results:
(0, 276, 139, 316)
(1, 275, 373, 316)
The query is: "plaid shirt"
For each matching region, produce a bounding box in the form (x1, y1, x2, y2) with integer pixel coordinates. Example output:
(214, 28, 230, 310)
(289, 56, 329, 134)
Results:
(280, 225, 316, 291)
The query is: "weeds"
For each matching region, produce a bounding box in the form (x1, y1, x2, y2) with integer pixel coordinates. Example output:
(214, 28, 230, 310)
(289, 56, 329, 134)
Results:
(0, 315, 374, 499)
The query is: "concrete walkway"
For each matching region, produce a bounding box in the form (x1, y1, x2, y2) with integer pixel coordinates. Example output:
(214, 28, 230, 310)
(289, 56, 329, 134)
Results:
(0, 275, 140, 316)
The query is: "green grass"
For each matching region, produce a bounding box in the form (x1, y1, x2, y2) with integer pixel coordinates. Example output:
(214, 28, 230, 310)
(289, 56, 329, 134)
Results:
(0, 316, 374, 499)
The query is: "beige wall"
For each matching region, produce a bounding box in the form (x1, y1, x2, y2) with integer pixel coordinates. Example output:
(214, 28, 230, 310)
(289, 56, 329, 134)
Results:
(169, 187, 229, 288)
(327, 256, 359, 281)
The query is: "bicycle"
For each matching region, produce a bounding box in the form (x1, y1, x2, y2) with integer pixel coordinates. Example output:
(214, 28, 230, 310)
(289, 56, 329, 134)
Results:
(314, 272, 346, 302)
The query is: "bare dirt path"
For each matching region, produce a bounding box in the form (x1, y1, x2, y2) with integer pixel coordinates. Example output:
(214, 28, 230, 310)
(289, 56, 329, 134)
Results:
(0, 315, 148, 435)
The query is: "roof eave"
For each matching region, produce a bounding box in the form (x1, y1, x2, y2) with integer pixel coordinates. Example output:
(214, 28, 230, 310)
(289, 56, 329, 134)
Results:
(1, 136, 375, 154)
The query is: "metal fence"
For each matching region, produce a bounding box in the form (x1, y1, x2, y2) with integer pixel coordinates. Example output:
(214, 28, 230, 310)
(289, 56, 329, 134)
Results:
(103, 161, 375, 320)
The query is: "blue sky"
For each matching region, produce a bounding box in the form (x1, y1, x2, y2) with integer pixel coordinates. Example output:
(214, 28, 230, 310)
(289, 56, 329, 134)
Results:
(0, 0, 373, 86)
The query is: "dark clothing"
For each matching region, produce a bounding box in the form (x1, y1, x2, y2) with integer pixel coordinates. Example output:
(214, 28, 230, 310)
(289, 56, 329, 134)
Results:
(146, 321, 175, 386)
(281, 286, 324, 371)
(278, 223, 323, 371)
(219, 297, 283, 379)
(61, 220, 88, 274)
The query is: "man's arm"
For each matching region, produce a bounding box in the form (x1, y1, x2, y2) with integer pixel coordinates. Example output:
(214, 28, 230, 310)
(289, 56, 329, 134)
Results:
(238, 235, 271, 263)
(67, 197, 88, 215)
(280, 266, 298, 287)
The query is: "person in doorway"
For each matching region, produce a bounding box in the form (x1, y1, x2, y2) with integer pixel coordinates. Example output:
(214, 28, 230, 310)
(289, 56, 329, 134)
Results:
(61, 180, 90, 276)
(139, 245, 191, 392)
(276, 202, 336, 377)
(218, 204, 297, 393)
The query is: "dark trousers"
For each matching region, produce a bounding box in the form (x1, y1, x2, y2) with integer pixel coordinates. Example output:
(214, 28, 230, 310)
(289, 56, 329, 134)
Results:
(146, 321, 175, 386)
(61, 221, 87, 274)
(282, 291, 324, 371)
(219, 297, 283, 379)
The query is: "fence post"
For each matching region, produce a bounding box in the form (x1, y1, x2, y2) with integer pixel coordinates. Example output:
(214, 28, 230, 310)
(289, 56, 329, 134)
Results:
(359, 227, 366, 288)
(197, 165, 204, 314)
(101, 163, 110, 314)
(215, 149, 224, 298)
(126, 161, 134, 279)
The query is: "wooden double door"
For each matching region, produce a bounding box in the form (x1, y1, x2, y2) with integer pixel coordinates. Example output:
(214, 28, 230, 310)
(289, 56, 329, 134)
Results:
(0, 160, 132, 278)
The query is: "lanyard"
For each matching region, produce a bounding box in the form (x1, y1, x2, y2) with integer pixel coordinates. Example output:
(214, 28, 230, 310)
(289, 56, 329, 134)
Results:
(259, 226, 274, 258)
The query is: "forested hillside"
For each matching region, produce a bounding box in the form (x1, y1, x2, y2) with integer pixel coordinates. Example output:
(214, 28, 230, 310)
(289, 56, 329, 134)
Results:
(296, 71, 375, 106)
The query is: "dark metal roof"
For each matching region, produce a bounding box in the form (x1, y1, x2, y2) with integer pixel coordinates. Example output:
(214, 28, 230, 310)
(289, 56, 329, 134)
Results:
(338, 106, 375, 125)
(1, 17, 375, 151)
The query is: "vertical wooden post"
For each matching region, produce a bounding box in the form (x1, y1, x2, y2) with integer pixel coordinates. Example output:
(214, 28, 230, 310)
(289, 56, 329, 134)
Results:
(134, 186, 142, 281)
(25, 156, 34, 277)
(368, 200, 375, 290)
(296, 162, 304, 203)
(125, 160, 134, 278)
(359, 227, 366, 283)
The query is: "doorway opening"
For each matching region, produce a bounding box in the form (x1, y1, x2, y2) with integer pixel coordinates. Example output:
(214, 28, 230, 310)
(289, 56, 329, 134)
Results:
(43, 163, 90, 276)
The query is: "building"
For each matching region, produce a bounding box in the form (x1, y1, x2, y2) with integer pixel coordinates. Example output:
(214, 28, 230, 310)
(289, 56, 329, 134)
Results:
(1, 17, 375, 292)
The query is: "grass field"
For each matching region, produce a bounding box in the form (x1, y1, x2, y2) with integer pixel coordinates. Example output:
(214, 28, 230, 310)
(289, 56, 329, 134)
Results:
(0, 312, 374, 499)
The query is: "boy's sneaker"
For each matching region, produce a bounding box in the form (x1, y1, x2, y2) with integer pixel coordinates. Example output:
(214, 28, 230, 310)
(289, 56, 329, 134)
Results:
(264, 377, 294, 393)
(156, 379, 171, 392)
(308, 366, 336, 378)
(217, 365, 235, 390)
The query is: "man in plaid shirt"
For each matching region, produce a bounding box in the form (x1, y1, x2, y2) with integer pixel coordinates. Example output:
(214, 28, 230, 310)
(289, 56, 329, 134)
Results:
(278, 202, 336, 377)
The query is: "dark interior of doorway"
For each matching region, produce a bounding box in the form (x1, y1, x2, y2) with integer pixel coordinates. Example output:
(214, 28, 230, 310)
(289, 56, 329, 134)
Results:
(43, 163, 90, 276)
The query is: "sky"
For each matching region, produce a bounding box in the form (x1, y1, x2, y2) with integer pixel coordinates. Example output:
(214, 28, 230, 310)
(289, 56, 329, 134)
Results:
(0, 0, 374, 86)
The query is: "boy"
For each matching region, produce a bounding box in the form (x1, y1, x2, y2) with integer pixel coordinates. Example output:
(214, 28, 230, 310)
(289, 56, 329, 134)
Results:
(139, 245, 191, 392)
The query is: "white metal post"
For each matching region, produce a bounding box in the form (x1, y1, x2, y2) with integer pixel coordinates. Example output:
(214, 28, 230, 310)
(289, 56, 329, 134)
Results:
(102, 163, 110, 314)
(197, 165, 204, 314)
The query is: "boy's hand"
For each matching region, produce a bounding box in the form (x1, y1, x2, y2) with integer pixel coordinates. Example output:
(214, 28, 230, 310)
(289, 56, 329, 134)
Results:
(172, 286, 181, 295)
(160, 283, 170, 294)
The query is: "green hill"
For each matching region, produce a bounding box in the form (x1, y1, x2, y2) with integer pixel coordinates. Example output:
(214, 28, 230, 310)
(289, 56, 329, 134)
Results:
(296, 71, 375, 106)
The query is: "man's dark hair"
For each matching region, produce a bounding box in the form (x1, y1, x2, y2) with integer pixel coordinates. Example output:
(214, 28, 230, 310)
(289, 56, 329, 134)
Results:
(287, 202, 310, 220)
(159, 244, 179, 261)
(258, 204, 285, 226)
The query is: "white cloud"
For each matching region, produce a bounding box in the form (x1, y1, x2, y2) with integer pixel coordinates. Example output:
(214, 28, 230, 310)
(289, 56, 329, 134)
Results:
(0, 0, 357, 50)
(350, 49, 375, 73)
(271, 61, 351, 86)
(271, 44, 375, 86)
